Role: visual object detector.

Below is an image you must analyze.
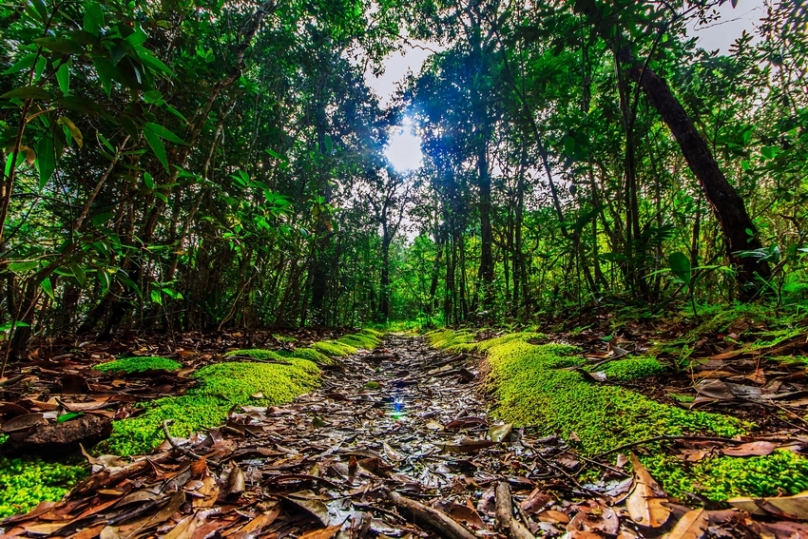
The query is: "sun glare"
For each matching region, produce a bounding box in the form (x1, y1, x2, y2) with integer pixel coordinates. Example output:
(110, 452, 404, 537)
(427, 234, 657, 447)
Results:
(385, 117, 423, 172)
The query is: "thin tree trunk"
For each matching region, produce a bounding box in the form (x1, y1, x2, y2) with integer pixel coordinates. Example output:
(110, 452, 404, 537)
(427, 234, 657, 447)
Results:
(628, 64, 771, 299)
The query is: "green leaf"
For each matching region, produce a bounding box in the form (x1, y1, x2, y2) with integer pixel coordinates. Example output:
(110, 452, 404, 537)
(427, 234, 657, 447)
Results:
(97, 132, 115, 153)
(324, 133, 333, 153)
(9, 261, 39, 273)
(41, 277, 55, 301)
(71, 264, 87, 286)
(91, 212, 113, 226)
(143, 172, 155, 189)
(136, 47, 174, 77)
(57, 411, 83, 423)
(2, 53, 37, 75)
(34, 37, 84, 55)
(1, 86, 51, 100)
(668, 252, 692, 286)
(143, 90, 163, 104)
(37, 135, 55, 189)
(56, 62, 70, 95)
(143, 128, 169, 172)
(150, 289, 163, 305)
(145, 122, 185, 144)
(83, 2, 104, 36)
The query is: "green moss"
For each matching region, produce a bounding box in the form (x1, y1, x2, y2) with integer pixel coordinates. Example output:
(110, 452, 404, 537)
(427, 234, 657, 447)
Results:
(433, 331, 746, 456)
(0, 457, 87, 518)
(312, 340, 357, 357)
(280, 348, 334, 364)
(225, 349, 286, 360)
(598, 356, 668, 381)
(337, 332, 380, 349)
(364, 381, 380, 389)
(643, 450, 808, 501)
(428, 330, 808, 502)
(93, 356, 181, 374)
(102, 359, 320, 456)
(425, 328, 476, 350)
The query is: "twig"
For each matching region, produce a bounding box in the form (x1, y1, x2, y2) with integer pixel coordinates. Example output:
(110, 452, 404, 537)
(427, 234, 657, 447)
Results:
(495, 482, 535, 539)
(161, 419, 207, 461)
(388, 491, 477, 539)
(594, 435, 741, 459)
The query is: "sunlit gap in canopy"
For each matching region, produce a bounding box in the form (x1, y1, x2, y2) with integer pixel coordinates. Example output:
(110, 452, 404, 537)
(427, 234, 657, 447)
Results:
(385, 116, 423, 173)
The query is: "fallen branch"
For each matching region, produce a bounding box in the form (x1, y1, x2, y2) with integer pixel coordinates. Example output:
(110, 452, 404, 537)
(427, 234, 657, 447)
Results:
(162, 419, 207, 461)
(495, 482, 535, 539)
(388, 491, 477, 539)
(594, 435, 743, 459)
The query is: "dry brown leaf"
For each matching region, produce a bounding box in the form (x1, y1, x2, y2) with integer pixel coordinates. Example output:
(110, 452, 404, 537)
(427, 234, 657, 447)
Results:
(567, 501, 618, 536)
(297, 524, 343, 539)
(488, 422, 513, 442)
(538, 510, 570, 524)
(191, 475, 219, 509)
(721, 441, 776, 457)
(626, 453, 670, 528)
(163, 514, 200, 539)
(228, 503, 281, 538)
(728, 491, 808, 518)
(667, 508, 709, 539)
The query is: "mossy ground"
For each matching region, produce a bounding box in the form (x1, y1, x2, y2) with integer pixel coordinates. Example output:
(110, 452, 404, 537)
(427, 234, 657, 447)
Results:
(101, 358, 320, 455)
(595, 356, 668, 381)
(0, 457, 87, 518)
(430, 329, 808, 501)
(1, 330, 382, 517)
(93, 356, 181, 373)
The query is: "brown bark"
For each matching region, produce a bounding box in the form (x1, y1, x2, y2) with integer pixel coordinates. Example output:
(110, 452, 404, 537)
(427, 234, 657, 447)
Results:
(628, 64, 771, 299)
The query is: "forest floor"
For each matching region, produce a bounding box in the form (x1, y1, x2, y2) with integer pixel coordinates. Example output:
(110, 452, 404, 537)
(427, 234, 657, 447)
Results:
(3, 328, 808, 538)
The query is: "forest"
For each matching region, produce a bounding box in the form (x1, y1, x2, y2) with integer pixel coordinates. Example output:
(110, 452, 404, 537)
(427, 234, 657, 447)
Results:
(1, 0, 808, 537)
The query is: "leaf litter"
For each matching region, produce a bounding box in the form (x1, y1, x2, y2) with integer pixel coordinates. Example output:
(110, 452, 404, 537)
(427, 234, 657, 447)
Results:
(3, 334, 808, 538)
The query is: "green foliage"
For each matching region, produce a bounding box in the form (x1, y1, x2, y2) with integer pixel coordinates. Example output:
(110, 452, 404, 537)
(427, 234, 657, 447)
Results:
(93, 356, 181, 374)
(598, 356, 668, 381)
(0, 457, 87, 518)
(102, 359, 320, 455)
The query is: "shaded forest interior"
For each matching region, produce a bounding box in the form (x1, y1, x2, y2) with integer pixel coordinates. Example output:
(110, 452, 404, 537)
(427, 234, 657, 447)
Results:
(0, 0, 807, 352)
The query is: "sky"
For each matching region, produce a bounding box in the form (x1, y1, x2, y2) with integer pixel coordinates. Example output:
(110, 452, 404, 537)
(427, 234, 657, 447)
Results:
(373, 0, 767, 173)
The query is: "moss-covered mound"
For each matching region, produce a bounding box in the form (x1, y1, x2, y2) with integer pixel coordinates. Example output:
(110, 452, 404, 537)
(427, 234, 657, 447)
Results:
(597, 356, 668, 381)
(428, 329, 808, 501)
(312, 340, 358, 357)
(102, 357, 320, 456)
(93, 356, 181, 374)
(0, 457, 86, 518)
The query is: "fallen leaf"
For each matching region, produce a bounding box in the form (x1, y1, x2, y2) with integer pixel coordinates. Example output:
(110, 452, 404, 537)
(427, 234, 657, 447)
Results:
(488, 422, 513, 442)
(538, 509, 570, 524)
(567, 500, 618, 536)
(721, 441, 776, 457)
(626, 453, 670, 528)
(1, 412, 46, 433)
(298, 524, 343, 539)
(667, 508, 709, 539)
(383, 442, 405, 461)
(440, 439, 496, 453)
(728, 491, 808, 518)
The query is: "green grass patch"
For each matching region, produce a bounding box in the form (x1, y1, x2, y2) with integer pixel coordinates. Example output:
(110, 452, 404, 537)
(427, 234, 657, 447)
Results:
(0, 457, 87, 518)
(101, 358, 320, 456)
(93, 356, 181, 374)
(597, 356, 668, 381)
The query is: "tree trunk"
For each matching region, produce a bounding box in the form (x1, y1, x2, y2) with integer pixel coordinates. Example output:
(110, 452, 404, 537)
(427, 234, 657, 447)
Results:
(628, 64, 771, 299)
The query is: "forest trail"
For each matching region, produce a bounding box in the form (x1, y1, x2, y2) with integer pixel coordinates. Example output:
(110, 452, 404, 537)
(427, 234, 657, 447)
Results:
(5, 335, 572, 538)
(6, 334, 807, 538)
